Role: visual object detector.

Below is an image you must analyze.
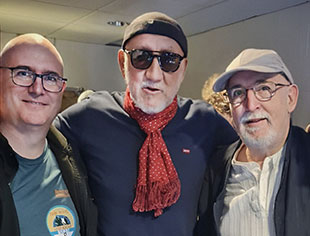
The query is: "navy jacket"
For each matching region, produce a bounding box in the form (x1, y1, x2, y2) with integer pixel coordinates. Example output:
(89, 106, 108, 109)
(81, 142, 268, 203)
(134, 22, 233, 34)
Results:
(55, 91, 237, 236)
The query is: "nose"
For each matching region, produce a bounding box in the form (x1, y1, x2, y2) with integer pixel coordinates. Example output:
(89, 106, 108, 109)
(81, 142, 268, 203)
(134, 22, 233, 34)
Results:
(244, 89, 260, 111)
(145, 56, 163, 82)
(28, 76, 45, 96)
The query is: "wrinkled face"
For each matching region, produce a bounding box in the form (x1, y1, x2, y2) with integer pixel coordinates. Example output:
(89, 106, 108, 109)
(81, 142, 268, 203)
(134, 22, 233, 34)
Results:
(119, 34, 187, 114)
(0, 43, 65, 130)
(227, 71, 298, 151)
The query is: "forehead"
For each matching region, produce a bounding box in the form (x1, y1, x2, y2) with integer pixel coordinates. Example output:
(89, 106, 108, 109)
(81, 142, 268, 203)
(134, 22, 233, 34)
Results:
(3, 43, 63, 75)
(227, 71, 284, 88)
(125, 33, 183, 55)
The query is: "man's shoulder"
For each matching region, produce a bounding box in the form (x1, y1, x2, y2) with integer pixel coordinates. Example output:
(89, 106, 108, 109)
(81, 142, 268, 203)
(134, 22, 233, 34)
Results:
(211, 140, 240, 163)
(47, 126, 67, 149)
(176, 96, 233, 129)
(47, 126, 87, 173)
(55, 90, 128, 134)
(177, 96, 216, 116)
(84, 90, 124, 107)
(283, 125, 310, 170)
(218, 140, 240, 152)
(175, 96, 237, 144)
(60, 90, 125, 117)
(290, 125, 310, 142)
(287, 125, 310, 152)
(0, 132, 18, 181)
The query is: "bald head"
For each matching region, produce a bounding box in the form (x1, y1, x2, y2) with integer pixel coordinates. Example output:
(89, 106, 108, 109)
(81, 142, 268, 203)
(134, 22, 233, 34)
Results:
(0, 33, 66, 137)
(0, 33, 63, 73)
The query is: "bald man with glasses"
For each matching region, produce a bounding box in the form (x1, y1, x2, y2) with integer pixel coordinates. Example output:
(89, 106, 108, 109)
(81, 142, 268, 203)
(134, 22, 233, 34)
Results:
(0, 33, 97, 236)
(55, 11, 237, 236)
(195, 48, 310, 236)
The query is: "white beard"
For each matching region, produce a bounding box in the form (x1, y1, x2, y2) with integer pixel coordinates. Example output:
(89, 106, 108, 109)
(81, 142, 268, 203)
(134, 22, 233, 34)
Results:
(238, 111, 277, 151)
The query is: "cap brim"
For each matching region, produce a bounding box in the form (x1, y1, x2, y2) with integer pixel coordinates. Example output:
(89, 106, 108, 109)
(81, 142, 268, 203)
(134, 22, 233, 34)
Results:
(213, 65, 283, 92)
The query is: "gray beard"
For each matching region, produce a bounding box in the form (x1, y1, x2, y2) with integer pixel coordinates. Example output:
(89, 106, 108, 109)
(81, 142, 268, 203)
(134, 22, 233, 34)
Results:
(131, 94, 168, 114)
(239, 125, 277, 151)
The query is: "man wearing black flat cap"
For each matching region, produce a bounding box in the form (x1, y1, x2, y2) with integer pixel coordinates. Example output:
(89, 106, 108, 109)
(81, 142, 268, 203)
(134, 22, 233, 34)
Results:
(55, 12, 236, 235)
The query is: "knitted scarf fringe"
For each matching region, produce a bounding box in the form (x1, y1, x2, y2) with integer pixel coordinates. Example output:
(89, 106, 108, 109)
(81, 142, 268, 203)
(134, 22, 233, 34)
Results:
(132, 177, 181, 217)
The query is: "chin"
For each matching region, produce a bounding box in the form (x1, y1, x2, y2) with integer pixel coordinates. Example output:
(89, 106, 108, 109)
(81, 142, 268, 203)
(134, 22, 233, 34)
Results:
(22, 116, 50, 127)
(139, 104, 166, 114)
(134, 98, 168, 114)
(25, 121, 48, 127)
(241, 130, 277, 151)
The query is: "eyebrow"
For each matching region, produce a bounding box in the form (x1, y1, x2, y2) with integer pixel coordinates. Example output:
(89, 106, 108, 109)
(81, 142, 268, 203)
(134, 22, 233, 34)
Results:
(14, 65, 60, 76)
(228, 78, 269, 90)
(13, 65, 31, 70)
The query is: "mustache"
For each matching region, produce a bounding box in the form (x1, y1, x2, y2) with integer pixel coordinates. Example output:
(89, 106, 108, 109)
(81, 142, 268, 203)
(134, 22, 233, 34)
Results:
(141, 81, 161, 90)
(240, 111, 270, 124)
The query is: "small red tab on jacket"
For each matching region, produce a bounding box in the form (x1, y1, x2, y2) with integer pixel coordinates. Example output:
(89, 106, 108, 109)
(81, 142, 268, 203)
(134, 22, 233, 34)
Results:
(182, 148, 190, 154)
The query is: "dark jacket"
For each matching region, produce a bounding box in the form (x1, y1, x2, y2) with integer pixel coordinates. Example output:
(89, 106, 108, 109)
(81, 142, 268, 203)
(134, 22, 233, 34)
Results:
(0, 126, 97, 236)
(55, 91, 237, 236)
(195, 125, 310, 236)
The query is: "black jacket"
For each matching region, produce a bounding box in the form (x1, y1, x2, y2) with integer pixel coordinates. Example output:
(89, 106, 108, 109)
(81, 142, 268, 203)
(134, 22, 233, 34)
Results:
(195, 125, 310, 236)
(0, 126, 97, 236)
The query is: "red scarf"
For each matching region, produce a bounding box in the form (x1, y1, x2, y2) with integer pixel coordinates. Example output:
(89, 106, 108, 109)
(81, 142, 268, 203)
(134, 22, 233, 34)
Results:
(124, 88, 181, 217)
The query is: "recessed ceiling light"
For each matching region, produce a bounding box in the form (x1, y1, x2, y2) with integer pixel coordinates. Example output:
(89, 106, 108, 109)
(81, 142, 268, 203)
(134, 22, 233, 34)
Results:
(107, 20, 128, 27)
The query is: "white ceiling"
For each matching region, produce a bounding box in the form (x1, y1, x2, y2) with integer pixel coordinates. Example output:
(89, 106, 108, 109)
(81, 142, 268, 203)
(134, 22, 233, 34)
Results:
(0, 0, 307, 46)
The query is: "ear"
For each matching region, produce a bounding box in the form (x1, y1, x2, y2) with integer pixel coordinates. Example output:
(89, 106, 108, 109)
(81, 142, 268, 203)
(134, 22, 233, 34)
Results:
(177, 58, 188, 84)
(118, 49, 126, 79)
(61, 82, 67, 92)
(183, 58, 188, 70)
(181, 58, 188, 77)
(287, 84, 299, 113)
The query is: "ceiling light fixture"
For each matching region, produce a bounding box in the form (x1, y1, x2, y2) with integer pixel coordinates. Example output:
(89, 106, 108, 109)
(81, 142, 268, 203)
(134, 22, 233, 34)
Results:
(107, 20, 128, 27)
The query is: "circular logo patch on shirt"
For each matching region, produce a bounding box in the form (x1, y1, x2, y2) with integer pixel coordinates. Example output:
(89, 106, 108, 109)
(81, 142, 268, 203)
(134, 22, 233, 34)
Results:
(46, 205, 76, 236)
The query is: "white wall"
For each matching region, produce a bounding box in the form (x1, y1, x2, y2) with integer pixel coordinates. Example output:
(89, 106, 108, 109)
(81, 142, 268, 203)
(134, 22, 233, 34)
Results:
(0, 32, 16, 49)
(55, 40, 125, 92)
(1, 2, 309, 127)
(182, 2, 310, 127)
(0, 32, 125, 93)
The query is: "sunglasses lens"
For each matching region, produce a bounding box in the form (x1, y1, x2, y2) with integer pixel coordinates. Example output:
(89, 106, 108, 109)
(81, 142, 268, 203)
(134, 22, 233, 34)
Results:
(130, 50, 153, 69)
(128, 49, 183, 72)
(160, 52, 182, 72)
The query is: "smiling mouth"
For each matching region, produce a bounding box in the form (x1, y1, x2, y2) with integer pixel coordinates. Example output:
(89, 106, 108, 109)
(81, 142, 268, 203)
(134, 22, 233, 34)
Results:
(23, 100, 47, 106)
(245, 118, 267, 125)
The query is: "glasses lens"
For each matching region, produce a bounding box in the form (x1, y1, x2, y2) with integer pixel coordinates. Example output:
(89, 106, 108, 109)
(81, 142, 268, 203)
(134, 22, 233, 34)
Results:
(159, 52, 182, 72)
(12, 68, 34, 86)
(42, 74, 64, 92)
(130, 50, 153, 69)
(254, 82, 274, 100)
(228, 87, 246, 105)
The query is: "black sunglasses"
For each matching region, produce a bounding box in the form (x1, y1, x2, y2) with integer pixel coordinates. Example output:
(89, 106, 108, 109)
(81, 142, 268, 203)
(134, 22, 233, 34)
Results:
(123, 49, 185, 72)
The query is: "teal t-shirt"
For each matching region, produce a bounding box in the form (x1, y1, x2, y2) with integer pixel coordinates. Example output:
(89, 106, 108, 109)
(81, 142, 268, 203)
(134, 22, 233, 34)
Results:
(10, 140, 80, 236)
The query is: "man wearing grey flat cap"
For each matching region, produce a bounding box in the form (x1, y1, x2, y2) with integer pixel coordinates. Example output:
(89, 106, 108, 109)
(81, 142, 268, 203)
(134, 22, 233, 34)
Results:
(195, 48, 310, 236)
(55, 11, 236, 236)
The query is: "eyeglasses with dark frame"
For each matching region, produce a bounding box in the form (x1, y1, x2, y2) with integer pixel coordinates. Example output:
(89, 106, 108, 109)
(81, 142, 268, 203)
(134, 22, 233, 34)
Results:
(0, 66, 67, 93)
(226, 80, 292, 106)
(123, 49, 185, 73)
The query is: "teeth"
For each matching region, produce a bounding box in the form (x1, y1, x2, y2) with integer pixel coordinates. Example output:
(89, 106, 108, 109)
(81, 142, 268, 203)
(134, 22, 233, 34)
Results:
(28, 101, 42, 105)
